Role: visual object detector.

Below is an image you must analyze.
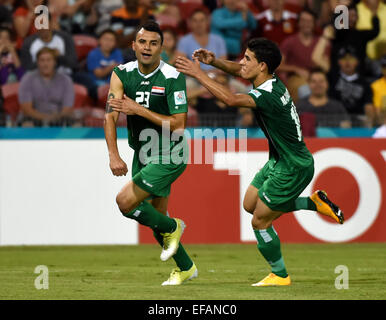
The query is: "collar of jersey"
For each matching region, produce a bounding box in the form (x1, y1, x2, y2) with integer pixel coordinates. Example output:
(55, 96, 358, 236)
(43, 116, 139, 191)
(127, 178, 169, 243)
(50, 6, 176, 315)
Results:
(136, 60, 164, 79)
(256, 76, 276, 89)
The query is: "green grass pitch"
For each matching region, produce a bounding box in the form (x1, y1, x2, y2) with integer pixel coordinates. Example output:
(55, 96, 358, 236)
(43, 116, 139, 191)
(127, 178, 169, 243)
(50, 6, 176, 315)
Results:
(0, 243, 385, 300)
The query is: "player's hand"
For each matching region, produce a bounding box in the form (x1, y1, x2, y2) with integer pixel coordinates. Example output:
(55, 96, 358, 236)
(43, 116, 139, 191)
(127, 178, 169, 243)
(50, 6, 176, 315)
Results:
(109, 95, 139, 115)
(175, 56, 203, 79)
(109, 155, 128, 176)
(192, 48, 215, 65)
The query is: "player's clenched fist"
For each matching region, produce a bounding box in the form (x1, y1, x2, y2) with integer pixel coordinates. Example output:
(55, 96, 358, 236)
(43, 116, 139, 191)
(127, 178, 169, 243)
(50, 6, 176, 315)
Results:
(109, 155, 128, 176)
(192, 48, 216, 65)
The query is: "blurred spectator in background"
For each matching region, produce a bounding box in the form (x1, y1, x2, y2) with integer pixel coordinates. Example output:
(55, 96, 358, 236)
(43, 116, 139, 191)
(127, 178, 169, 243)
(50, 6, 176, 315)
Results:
(253, 0, 297, 46)
(89, 0, 123, 35)
(187, 71, 239, 127)
(0, 3, 13, 29)
(279, 9, 326, 102)
(0, 27, 24, 85)
(87, 29, 123, 88)
(177, 7, 228, 101)
(329, 46, 376, 127)
(18, 47, 75, 127)
(211, 0, 256, 60)
(161, 27, 178, 65)
(370, 55, 386, 125)
(0, 85, 4, 126)
(49, 0, 96, 35)
(152, 0, 181, 29)
(356, 0, 386, 61)
(177, 7, 227, 71)
(20, 13, 77, 75)
(317, 3, 380, 79)
(13, 0, 45, 50)
(203, 0, 218, 12)
(297, 68, 351, 128)
(110, 0, 154, 49)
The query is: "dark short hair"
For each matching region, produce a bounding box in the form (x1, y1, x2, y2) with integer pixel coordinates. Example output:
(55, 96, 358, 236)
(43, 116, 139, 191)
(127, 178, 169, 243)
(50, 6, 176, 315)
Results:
(298, 8, 317, 22)
(309, 67, 327, 80)
(189, 6, 210, 19)
(135, 20, 163, 44)
(0, 26, 14, 41)
(247, 38, 282, 74)
(98, 28, 117, 39)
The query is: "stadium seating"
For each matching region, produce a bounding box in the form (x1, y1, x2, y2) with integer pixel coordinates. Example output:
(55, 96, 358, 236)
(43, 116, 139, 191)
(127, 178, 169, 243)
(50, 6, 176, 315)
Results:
(177, 0, 203, 21)
(97, 83, 110, 109)
(73, 83, 89, 109)
(73, 34, 98, 66)
(84, 108, 127, 127)
(2, 82, 20, 122)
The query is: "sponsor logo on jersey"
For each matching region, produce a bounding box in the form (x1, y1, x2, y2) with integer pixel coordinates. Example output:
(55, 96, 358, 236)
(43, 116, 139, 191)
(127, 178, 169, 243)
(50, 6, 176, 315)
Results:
(249, 89, 261, 99)
(151, 86, 165, 96)
(141, 81, 150, 85)
(174, 90, 186, 105)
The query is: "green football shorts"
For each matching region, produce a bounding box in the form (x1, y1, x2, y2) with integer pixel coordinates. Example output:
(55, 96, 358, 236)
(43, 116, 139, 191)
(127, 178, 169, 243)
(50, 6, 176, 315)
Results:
(131, 151, 187, 198)
(251, 157, 314, 212)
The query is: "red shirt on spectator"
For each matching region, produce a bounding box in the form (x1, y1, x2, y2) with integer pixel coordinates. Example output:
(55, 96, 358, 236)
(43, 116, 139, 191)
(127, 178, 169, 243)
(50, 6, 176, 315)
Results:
(13, 7, 37, 50)
(280, 34, 320, 71)
(254, 9, 297, 45)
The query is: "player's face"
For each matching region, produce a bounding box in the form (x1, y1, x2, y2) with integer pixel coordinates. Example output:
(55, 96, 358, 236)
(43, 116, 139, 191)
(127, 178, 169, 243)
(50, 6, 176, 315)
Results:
(239, 49, 263, 81)
(133, 28, 162, 67)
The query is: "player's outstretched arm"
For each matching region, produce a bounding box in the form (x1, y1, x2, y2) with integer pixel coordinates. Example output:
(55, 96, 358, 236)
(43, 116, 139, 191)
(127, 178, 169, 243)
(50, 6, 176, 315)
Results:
(104, 71, 128, 176)
(176, 56, 256, 109)
(193, 49, 242, 77)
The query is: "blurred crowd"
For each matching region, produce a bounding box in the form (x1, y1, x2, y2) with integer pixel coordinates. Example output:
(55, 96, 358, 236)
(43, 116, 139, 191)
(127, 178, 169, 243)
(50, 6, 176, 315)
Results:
(0, 0, 385, 135)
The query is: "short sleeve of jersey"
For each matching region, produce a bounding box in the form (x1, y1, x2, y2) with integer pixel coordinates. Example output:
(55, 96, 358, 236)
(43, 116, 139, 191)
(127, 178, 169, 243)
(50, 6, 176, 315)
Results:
(248, 88, 269, 112)
(166, 72, 188, 115)
(112, 65, 126, 85)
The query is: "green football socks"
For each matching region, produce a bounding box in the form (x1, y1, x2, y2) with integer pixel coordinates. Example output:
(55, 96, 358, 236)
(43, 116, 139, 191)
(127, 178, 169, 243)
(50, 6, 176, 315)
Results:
(124, 201, 177, 233)
(153, 228, 193, 271)
(290, 197, 317, 212)
(254, 226, 288, 278)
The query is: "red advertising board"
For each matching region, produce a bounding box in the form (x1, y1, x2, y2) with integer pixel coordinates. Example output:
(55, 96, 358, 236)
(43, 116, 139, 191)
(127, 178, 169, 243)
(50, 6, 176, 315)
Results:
(139, 138, 386, 243)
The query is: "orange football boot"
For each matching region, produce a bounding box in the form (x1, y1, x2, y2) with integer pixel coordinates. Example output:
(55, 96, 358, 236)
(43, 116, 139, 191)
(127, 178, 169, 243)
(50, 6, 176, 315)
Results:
(310, 190, 344, 224)
(251, 273, 291, 287)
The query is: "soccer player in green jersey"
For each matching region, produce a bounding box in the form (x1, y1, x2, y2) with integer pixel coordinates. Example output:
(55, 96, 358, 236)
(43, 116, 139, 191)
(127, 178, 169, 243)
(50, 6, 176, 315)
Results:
(175, 38, 344, 286)
(104, 21, 197, 286)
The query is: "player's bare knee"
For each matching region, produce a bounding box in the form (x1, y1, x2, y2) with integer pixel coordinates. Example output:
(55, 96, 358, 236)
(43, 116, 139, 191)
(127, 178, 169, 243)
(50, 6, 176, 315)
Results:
(243, 201, 255, 214)
(251, 215, 270, 230)
(116, 192, 135, 214)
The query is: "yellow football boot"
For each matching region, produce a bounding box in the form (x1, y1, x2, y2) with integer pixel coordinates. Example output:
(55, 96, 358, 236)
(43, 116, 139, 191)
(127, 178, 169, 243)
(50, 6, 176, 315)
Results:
(310, 190, 344, 224)
(160, 218, 186, 261)
(251, 273, 291, 287)
(161, 264, 198, 286)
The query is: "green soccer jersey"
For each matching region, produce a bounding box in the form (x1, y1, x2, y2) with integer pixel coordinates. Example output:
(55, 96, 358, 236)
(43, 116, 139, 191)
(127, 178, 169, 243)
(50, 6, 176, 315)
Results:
(113, 60, 188, 162)
(248, 75, 313, 169)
